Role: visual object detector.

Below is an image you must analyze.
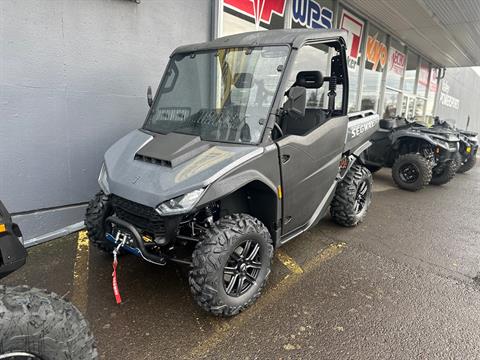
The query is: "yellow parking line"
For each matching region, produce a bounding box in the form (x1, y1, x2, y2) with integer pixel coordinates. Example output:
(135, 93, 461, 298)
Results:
(187, 242, 345, 359)
(276, 248, 304, 274)
(71, 230, 90, 313)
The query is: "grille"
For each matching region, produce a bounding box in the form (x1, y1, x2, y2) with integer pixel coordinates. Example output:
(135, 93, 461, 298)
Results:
(111, 195, 165, 238)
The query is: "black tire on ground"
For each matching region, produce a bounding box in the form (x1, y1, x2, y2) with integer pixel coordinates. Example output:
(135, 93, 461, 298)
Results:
(85, 191, 115, 253)
(430, 160, 457, 185)
(330, 164, 373, 227)
(0, 285, 97, 360)
(453, 152, 463, 173)
(189, 214, 273, 317)
(392, 153, 432, 191)
(457, 155, 477, 173)
(365, 164, 382, 173)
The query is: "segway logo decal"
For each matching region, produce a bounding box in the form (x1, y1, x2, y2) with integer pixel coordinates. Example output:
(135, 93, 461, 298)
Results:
(175, 147, 234, 183)
(350, 118, 378, 139)
(224, 0, 286, 29)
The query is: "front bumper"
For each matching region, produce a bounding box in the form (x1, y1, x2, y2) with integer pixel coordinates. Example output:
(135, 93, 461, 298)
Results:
(105, 216, 190, 266)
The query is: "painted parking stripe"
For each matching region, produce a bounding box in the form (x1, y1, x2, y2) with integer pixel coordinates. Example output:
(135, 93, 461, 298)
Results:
(276, 248, 304, 274)
(71, 230, 90, 313)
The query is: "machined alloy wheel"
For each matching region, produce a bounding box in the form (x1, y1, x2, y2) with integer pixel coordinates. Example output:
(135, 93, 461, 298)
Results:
(223, 240, 262, 297)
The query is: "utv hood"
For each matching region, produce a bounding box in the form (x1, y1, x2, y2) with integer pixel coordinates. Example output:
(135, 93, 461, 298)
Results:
(103, 130, 262, 208)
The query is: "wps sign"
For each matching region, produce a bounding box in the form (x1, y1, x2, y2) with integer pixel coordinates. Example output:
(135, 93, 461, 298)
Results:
(292, 0, 333, 29)
(340, 10, 364, 68)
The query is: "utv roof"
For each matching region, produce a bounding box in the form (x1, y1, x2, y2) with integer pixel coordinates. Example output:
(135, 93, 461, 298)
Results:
(173, 29, 348, 54)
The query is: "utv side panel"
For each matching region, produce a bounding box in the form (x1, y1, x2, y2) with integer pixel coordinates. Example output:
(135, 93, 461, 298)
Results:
(344, 112, 380, 153)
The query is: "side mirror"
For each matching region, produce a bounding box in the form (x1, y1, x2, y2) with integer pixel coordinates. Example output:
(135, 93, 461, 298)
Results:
(284, 86, 306, 117)
(147, 86, 153, 108)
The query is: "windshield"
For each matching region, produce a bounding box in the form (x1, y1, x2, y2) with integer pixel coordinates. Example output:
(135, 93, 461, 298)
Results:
(144, 46, 290, 144)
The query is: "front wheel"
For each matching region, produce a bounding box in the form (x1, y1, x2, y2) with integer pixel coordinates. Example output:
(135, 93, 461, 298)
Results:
(85, 191, 115, 254)
(0, 286, 97, 360)
(189, 214, 273, 317)
(330, 164, 373, 227)
(457, 155, 477, 173)
(392, 153, 432, 191)
(430, 160, 456, 185)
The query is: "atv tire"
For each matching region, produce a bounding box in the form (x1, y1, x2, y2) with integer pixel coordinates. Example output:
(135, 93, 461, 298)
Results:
(85, 191, 115, 254)
(430, 160, 456, 185)
(392, 153, 432, 191)
(457, 155, 477, 173)
(330, 164, 373, 227)
(0, 285, 97, 360)
(453, 152, 463, 173)
(189, 214, 273, 317)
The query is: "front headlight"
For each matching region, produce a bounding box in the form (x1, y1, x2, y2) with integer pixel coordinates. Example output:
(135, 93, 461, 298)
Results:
(156, 188, 206, 215)
(98, 163, 110, 194)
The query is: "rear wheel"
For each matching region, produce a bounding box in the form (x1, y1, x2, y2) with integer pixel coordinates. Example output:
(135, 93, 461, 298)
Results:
(392, 153, 432, 191)
(0, 286, 97, 360)
(430, 160, 456, 185)
(189, 214, 273, 317)
(457, 155, 477, 173)
(85, 191, 115, 254)
(330, 164, 373, 227)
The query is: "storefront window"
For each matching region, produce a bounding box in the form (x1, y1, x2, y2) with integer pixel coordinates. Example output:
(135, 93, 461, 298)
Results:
(383, 89, 400, 118)
(291, 0, 335, 29)
(361, 24, 387, 111)
(223, 0, 286, 36)
(404, 51, 419, 94)
(385, 38, 406, 90)
(339, 8, 365, 112)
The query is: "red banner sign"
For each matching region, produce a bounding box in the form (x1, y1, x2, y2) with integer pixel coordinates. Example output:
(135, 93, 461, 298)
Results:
(224, 0, 286, 27)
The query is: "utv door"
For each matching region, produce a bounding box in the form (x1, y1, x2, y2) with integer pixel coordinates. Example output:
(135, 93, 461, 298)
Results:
(277, 42, 348, 237)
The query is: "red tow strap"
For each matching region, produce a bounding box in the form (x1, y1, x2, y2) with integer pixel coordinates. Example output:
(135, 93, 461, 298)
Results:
(112, 259, 122, 304)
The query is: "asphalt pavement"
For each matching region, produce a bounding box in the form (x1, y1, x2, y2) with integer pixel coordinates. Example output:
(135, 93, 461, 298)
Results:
(2, 163, 480, 359)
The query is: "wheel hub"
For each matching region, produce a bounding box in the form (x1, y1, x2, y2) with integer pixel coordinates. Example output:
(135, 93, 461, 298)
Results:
(354, 180, 369, 214)
(223, 240, 262, 297)
(399, 163, 419, 183)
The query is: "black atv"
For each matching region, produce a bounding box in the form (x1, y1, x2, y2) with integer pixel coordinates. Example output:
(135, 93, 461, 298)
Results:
(363, 117, 459, 191)
(431, 118, 478, 173)
(0, 201, 97, 359)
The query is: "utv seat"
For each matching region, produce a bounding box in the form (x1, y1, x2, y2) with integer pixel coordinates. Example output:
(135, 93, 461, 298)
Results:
(283, 108, 328, 136)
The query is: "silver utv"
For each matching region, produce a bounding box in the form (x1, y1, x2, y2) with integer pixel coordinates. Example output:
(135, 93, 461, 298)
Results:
(85, 29, 379, 316)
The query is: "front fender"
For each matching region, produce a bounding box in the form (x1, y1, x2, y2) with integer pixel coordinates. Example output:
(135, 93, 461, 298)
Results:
(199, 169, 278, 206)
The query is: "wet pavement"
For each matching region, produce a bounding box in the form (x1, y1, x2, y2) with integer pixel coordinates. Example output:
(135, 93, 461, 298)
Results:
(2, 163, 480, 359)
